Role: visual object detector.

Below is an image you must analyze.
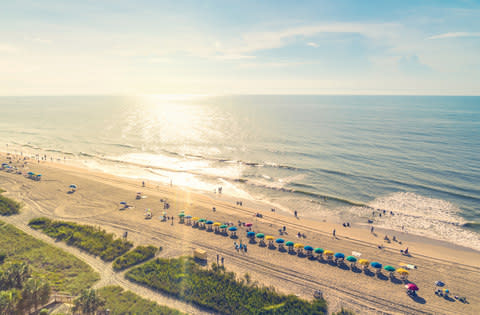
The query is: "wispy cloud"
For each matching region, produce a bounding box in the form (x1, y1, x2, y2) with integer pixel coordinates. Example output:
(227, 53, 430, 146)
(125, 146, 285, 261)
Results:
(428, 32, 480, 39)
(307, 42, 319, 48)
(32, 38, 52, 44)
(0, 44, 18, 53)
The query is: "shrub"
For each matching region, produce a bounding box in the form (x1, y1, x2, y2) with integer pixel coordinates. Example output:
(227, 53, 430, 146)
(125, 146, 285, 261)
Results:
(126, 256, 327, 315)
(39, 309, 48, 315)
(113, 246, 158, 271)
(28, 218, 133, 262)
(0, 193, 21, 216)
(0, 253, 5, 264)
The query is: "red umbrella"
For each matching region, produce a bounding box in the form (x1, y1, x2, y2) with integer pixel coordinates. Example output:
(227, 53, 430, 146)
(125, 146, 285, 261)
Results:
(245, 223, 253, 227)
(405, 283, 419, 291)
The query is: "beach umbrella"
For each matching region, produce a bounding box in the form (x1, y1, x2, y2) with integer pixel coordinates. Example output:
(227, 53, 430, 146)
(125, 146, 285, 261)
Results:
(247, 231, 256, 237)
(213, 222, 221, 226)
(228, 226, 237, 231)
(443, 289, 449, 294)
(358, 259, 369, 266)
(185, 215, 192, 219)
(384, 265, 396, 272)
(324, 250, 334, 256)
(370, 262, 382, 269)
(334, 253, 345, 259)
(206, 220, 214, 225)
(120, 201, 127, 205)
(69, 184, 77, 189)
(28, 171, 34, 175)
(178, 213, 185, 217)
(285, 241, 294, 248)
(245, 223, 252, 227)
(256, 233, 265, 239)
(405, 283, 418, 291)
(199, 218, 206, 223)
(396, 268, 409, 275)
(275, 238, 285, 244)
(192, 217, 199, 221)
(265, 235, 275, 241)
(435, 281, 445, 287)
(314, 248, 324, 254)
(346, 256, 357, 262)
(294, 243, 304, 249)
(304, 245, 313, 251)
(220, 224, 228, 229)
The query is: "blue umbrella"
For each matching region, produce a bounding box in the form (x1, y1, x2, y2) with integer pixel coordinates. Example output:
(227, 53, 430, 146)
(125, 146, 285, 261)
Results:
(275, 238, 285, 244)
(334, 253, 345, 259)
(206, 220, 214, 225)
(120, 201, 127, 205)
(185, 215, 192, 219)
(69, 184, 77, 189)
(247, 231, 256, 237)
(370, 262, 382, 269)
(435, 281, 445, 287)
(28, 171, 34, 175)
(228, 226, 237, 231)
(304, 245, 314, 251)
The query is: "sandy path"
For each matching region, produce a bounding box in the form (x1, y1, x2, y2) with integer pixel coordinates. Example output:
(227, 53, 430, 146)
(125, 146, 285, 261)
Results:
(1, 157, 480, 314)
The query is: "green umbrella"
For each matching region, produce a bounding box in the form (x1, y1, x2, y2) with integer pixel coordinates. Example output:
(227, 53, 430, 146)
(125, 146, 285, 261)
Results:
(256, 233, 265, 238)
(384, 265, 396, 272)
(314, 248, 324, 254)
(198, 218, 206, 223)
(285, 241, 294, 247)
(220, 224, 228, 229)
(178, 213, 185, 217)
(346, 256, 357, 262)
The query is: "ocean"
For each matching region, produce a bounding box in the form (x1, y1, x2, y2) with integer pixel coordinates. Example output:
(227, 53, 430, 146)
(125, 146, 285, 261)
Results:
(1, 95, 479, 250)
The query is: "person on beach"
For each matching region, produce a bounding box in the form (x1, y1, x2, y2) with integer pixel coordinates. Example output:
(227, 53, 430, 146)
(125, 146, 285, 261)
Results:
(294, 210, 297, 217)
(371, 226, 374, 233)
(333, 229, 336, 237)
(217, 254, 219, 264)
(221, 256, 224, 266)
(244, 244, 247, 252)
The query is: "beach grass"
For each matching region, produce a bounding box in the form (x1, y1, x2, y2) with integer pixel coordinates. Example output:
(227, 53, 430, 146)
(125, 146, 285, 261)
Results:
(98, 286, 185, 315)
(28, 217, 133, 261)
(125, 256, 328, 315)
(112, 245, 159, 271)
(0, 189, 21, 215)
(0, 220, 100, 294)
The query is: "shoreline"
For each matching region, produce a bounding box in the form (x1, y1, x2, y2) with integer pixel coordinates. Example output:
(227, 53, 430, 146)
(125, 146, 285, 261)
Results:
(3, 147, 479, 254)
(2, 151, 480, 314)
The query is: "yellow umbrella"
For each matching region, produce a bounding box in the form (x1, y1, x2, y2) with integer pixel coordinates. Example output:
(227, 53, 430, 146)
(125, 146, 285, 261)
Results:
(294, 243, 304, 248)
(265, 235, 274, 240)
(213, 222, 221, 226)
(324, 250, 334, 256)
(358, 259, 369, 265)
(192, 217, 199, 221)
(396, 268, 409, 275)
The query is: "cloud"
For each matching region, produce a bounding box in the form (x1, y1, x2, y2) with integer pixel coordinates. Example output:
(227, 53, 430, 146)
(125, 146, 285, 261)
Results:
(398, 54, 431, 74)
(307, 42, 319, 48)
(0, 44, 18, 53)
(428, 32, 480, 39)
(32, 38, 52, 44)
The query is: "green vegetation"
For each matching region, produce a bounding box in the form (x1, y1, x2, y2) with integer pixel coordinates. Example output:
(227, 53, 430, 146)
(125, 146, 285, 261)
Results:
(29, 217, 133, 261)
(0, 190, 21, 215)
(113, 245, 158, 271)
(98, 286, 185, 315)
(126, 257, 327, 315)
(0, 221, 99, 294)
(332, 308, 356, 315)
(0, 262, 50, 315)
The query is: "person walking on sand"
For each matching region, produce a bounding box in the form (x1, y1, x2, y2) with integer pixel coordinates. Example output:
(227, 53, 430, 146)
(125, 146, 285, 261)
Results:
(221, 256, 224, 266)
(333, 229, 336, 237)
(217, 254, 219, 265)
(371, 226, 374, 233)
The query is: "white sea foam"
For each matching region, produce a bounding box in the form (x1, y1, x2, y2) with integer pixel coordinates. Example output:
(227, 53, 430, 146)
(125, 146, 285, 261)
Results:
(348, 192, 480, 251)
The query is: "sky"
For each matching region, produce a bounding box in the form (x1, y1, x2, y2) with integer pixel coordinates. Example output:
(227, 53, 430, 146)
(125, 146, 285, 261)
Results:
(1, 0, 479, 95)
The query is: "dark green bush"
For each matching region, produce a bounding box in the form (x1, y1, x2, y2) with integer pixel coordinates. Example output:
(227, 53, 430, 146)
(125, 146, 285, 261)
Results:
(0, 193, 21, 216)
(113, 246, 158, 271)
(28, 218, 133, 261)
(126, 256, 327, 315)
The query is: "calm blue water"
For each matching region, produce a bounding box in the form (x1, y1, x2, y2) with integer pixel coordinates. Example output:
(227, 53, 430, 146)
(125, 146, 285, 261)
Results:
(1, 95, 479, 249)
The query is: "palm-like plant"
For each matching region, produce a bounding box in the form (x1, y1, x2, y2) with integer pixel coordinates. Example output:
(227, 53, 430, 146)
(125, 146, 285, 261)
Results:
(73, 289, 105, 315)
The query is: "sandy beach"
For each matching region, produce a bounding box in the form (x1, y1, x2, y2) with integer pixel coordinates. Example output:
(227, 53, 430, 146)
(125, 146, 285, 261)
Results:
(1, 153, 480, 315)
